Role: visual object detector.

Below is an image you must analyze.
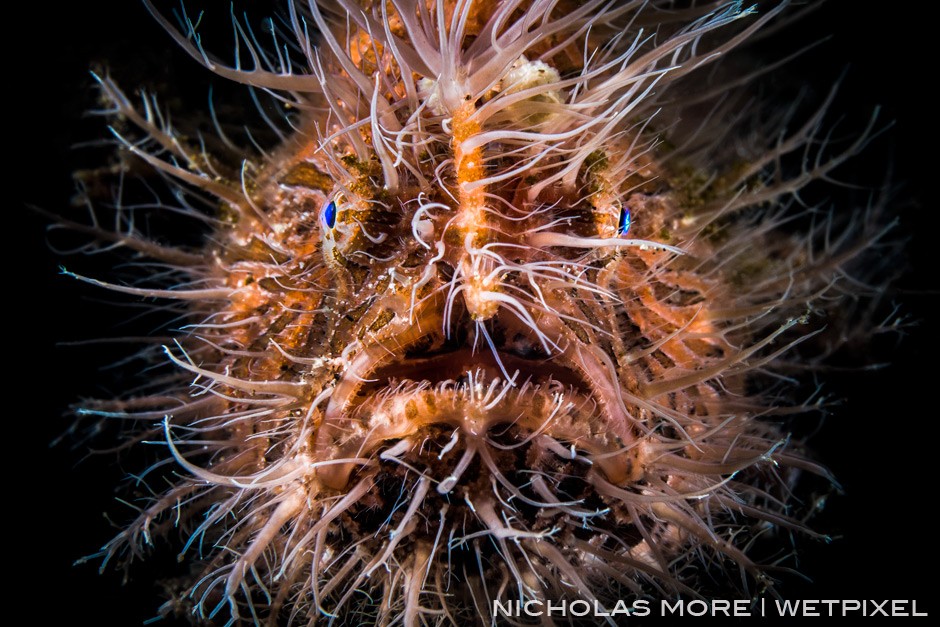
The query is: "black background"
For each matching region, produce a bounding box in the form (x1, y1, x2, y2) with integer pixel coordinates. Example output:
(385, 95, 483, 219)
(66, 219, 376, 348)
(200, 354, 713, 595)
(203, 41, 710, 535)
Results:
(10, 1, 937, 624)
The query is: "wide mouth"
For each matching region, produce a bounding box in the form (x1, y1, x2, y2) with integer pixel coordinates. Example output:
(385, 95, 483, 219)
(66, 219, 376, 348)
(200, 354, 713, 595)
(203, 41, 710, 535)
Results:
(313, 327, 641, 490)
(359, 346, 594, 399)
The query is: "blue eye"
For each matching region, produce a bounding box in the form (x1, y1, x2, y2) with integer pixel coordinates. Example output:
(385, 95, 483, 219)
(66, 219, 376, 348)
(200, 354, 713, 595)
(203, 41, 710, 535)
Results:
(617, 205, 631, 235)
(322, 200, 337, 229)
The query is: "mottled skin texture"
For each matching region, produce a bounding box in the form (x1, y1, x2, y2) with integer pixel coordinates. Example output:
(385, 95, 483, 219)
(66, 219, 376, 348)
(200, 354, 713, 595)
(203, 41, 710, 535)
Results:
(68, 0, 887, 624)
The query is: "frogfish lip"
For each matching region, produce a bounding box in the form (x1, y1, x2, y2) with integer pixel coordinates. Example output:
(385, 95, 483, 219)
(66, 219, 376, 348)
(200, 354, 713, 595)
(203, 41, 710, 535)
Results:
(313, 334, 641, 491)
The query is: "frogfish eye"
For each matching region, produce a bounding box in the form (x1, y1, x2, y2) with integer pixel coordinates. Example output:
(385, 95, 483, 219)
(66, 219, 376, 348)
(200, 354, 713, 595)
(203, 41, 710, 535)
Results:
(618, 205, 631, 236)
(322, 199, 337, 229)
